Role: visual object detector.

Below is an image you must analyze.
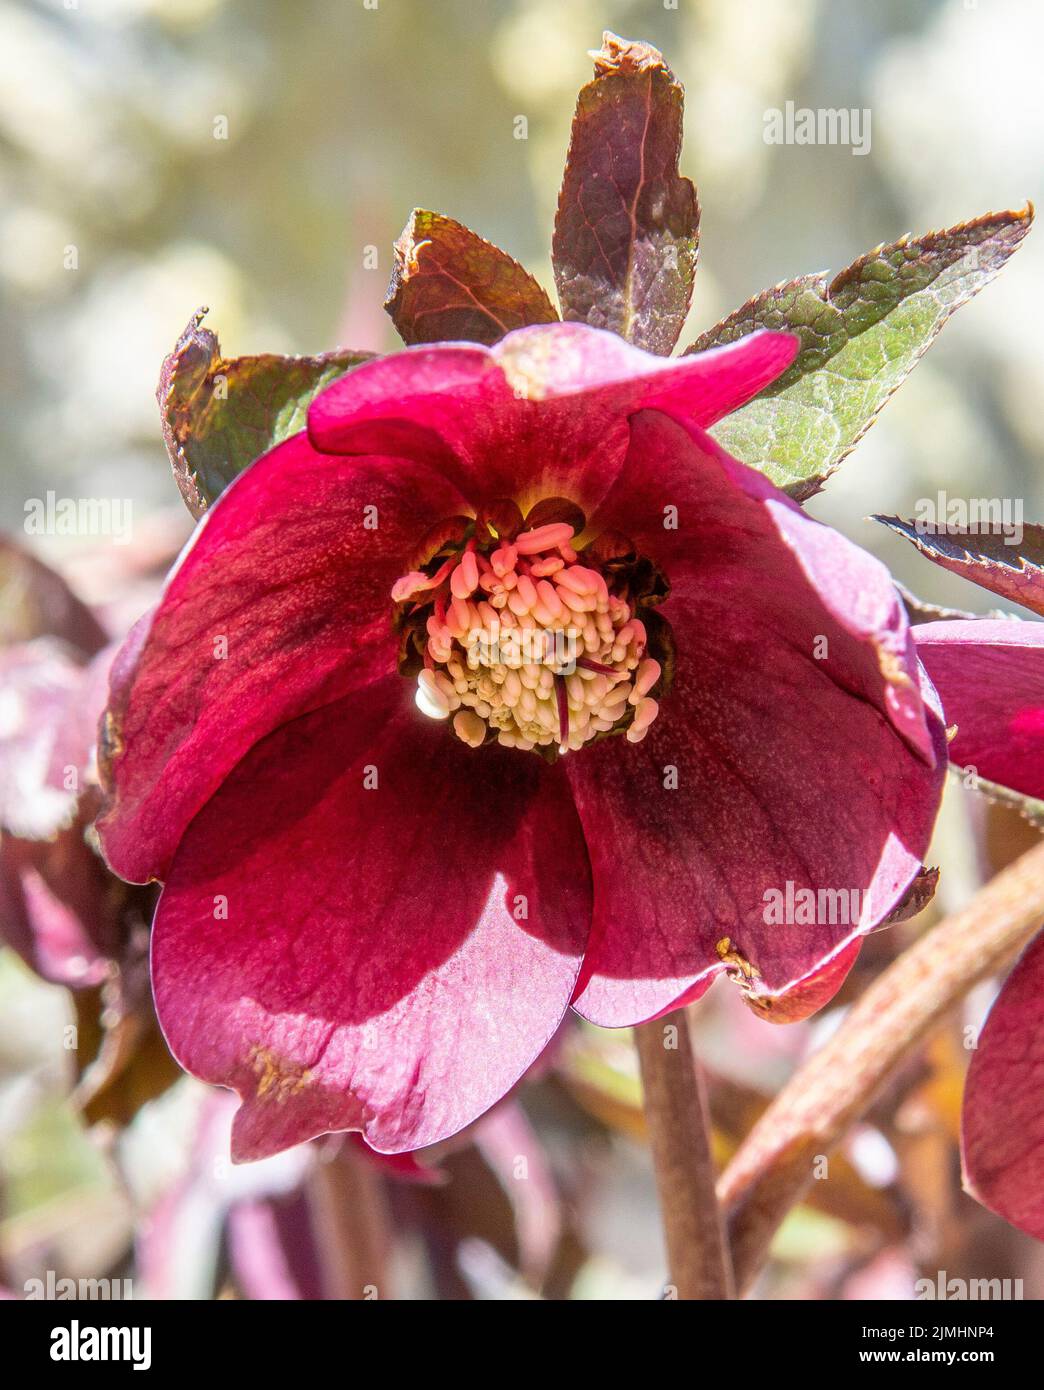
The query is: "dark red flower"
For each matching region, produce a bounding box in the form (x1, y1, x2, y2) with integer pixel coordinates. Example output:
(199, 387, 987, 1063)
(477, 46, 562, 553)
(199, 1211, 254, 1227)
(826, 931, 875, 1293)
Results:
(961, 930, 1044, 1241)
(97, 323, 947, 1159)
(915, 620, 1044, 800)
(912, 622, 1044, 1242)
(894, 530, 1044, 1241)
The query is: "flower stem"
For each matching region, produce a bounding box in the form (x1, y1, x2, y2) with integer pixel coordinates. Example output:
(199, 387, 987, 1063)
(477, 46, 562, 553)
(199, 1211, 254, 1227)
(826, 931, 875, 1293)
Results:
(634, 1009, 734, 1299)
(308, 1139, 391, 1300)
(720, 837, 1044, 1294)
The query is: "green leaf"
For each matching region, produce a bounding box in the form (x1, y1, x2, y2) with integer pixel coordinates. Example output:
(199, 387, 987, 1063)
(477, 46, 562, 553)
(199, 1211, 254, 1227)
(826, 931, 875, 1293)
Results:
(690, 207, 1033, 500)
(552, 32, 700, 356)
(385, 209, 557, 346)
(158, 308, 374, 518)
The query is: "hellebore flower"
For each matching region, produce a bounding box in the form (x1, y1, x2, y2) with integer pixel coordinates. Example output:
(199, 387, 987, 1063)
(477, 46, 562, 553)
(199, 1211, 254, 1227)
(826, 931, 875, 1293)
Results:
(915, 618, 1044, 1240)
(914, 619, 1044, 801)
(961, 930, 1044, 1242)
(881, 515, 1044, 802)
(96, 322, 948, 1159)
(94, 28, 1028, 1167)
(879, 519, 1044, 1241)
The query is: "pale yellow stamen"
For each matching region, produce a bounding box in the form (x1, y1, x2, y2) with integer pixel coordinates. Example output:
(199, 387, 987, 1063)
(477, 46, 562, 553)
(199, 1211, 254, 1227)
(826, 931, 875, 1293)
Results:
(415, 669, 453, 720)
(453, 708, 487, 747)
(630, 658, 661, 703)
(397, 515, 663, 753)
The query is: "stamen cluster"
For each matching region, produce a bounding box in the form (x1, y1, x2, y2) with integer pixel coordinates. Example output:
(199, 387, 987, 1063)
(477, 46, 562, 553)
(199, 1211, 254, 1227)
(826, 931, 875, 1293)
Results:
(392, 517, 662, 753)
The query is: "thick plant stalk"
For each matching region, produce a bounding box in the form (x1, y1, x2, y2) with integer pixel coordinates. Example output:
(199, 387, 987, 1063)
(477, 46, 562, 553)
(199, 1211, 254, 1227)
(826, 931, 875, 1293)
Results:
(720, 838, 1044, 1294)
(635, 1009, 735, 1299)
(308, 1140, 391, 1300)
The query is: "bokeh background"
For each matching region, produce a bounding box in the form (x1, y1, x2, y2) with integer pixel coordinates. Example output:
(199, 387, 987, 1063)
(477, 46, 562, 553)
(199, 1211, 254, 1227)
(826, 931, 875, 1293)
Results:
(1, 0, 1042, 1299)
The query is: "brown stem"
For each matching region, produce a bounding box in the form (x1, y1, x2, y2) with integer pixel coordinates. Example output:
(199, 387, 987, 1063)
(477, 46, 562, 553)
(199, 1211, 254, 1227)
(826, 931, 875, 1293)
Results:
(635, 1009, 734, 1299)
(720, 837, 1044, 1294)
(308, 1139, 391, 1299)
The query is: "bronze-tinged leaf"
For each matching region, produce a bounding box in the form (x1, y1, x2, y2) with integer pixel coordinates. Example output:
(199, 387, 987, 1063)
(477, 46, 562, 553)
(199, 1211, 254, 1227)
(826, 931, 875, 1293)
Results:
(895, 581, 978, 626)
(690, 207, 1033, 499)
(0, 538, 108, 655)
(385, 210, 557, 346)
(158, 308, 374, 518)
(73, 921, 182, 1129)
(552, 31, 700, 356)
(74, 986, 181, 1129)
(876, 517, 1044, 618)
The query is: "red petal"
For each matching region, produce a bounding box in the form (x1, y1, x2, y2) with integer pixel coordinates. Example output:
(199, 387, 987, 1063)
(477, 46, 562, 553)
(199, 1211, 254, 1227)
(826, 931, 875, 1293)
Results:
(591, 410, 937, 764)
(568, 413, 946, 1026)
(962, 929, 1044, 1239)
(736, 937, 864, 1024)
(915, 619, 1044, 798)
(97, 433, 469, 884)
(307, 323, 797, 515)
(151, 686, 591, 1158)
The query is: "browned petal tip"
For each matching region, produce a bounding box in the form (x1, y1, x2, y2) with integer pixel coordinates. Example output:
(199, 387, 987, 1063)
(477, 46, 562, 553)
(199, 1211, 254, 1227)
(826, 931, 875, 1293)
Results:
(881, 865, 940, 927)
(590, 31, 670, 79)
(97, 707, 123, 792)
(390, 211, 420, 265)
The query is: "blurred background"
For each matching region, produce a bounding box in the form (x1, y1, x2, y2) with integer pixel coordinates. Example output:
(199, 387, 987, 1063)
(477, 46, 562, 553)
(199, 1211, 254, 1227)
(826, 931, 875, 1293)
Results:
(1, 0, 1042, 1299)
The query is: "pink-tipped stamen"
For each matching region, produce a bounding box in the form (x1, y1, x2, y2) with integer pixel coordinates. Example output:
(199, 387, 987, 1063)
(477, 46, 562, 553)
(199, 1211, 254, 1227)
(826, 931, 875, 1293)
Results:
(556, 675, 570, 745)
(576, 656, 622, 677)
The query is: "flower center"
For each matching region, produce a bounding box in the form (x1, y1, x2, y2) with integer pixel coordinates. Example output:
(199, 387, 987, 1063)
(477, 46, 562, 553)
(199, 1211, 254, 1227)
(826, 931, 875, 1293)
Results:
(391, 499, 669, 755)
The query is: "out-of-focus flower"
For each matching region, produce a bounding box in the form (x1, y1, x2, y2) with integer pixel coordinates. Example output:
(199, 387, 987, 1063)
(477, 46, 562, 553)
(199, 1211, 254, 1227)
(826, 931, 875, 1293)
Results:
(961, 930, 1044, 1242)
(884, 518, 1044, 1241)
(0, 537, 178, 1125)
